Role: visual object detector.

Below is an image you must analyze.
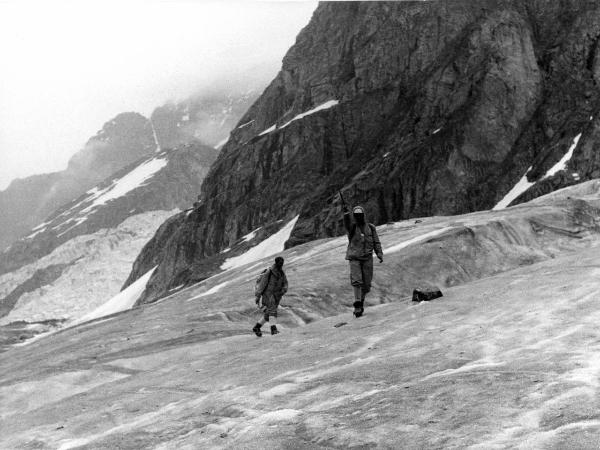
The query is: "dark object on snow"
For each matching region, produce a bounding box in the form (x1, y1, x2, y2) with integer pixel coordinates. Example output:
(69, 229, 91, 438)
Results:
(252, 323, 262, 337)
(271, 325, 279, 335)
(412, 288, 443, 302)
(334, 322, 348, 328)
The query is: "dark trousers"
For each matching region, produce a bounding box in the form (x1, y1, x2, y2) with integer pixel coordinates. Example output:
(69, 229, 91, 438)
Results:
(349, 257, 373, 293)
(261, 292, 280, 321)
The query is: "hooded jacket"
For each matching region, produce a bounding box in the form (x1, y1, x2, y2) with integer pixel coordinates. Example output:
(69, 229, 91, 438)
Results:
(256, 265, 288, 299)
(343, 211, 383, 261)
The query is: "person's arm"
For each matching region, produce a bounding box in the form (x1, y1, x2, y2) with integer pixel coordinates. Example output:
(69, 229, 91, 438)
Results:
(343, 210, 353, 234)
(372, 225, 383, 262)
(282, 272, 288, 295)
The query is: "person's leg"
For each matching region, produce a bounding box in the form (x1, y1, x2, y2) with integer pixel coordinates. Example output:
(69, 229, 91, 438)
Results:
(350, 260, 363, 296)
(270, 312, 279, 335)
(350, 260, 365, 316)
(253, 299, 272, 336)
(259, 293, 280, 334)
(361, 257, 374, 302)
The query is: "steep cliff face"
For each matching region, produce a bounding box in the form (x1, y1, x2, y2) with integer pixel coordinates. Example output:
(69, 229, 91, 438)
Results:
(127, 0, 600, 303)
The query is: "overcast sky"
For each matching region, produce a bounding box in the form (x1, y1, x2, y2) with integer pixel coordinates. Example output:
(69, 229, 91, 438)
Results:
(0, 0, 317, 190)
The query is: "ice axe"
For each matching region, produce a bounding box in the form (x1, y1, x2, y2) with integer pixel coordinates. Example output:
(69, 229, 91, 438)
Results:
(339, 190, 348, 212)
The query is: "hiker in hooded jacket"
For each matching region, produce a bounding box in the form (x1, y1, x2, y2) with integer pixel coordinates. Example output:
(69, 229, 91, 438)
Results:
(343, 205, 383, 317)
(253, 256, 288, 336)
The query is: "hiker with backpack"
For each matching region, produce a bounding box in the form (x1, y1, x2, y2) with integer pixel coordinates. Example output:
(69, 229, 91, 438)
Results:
(342, 202, 383, 317)
(252, 256, 288, 336)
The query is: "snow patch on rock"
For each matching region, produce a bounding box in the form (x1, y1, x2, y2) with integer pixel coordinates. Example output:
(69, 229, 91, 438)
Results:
(238, 119, 255, 129)
(258, 124, 276, 136)
(543, 133, 582, 180)
(280, 100, 339, 129)
(215, 136, 230, 149)
(71, 266, 156, 326)
(81, 157, 168, 214)
(493, 167, 535, 210)
(242, 227, 262, 243)
(221, 216, 299, 270)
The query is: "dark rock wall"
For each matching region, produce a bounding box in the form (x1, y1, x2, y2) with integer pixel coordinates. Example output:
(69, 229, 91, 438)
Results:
(127, 0, 600, 302)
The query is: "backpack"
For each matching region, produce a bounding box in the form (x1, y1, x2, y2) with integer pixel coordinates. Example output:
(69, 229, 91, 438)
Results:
(254, 268, 272, 297)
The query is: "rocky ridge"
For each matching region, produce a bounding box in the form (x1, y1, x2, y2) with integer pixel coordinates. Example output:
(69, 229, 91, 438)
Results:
(0, 87, 260, 250)
(0, 143, 218, 276)
(0, 112, 157, 249)
(126, 0, 600, 303)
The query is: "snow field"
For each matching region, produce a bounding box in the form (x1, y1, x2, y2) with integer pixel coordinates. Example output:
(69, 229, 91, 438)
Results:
(0, 211, 176, 326)
(187, 281, 230, 302)
(385, 227, 456, 253)
(70, 266, 157, 326)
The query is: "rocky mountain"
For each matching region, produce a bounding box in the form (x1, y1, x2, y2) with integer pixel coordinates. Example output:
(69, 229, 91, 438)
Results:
(0, 87, 260, 250)
(125, 0, 600, 304)
(0, 143, 218, 343)
(0, 112, 158, 249)
(3, 181, 600, 447)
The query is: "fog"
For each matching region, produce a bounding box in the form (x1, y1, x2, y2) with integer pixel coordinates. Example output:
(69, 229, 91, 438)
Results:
(0, 0, 318, 190)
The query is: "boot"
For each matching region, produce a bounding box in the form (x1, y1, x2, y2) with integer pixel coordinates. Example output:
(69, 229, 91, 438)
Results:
(353, 301, 364, 318)
(252, 323, 262, 337)
(271, 325, 280, 335)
